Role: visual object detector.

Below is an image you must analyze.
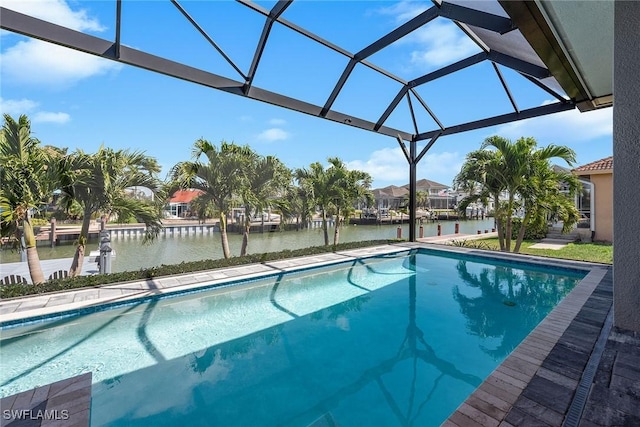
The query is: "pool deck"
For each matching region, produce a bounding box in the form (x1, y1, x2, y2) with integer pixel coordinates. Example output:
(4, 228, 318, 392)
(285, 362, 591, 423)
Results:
(0, 373, 92, 427)
(0, 243, 637, 426)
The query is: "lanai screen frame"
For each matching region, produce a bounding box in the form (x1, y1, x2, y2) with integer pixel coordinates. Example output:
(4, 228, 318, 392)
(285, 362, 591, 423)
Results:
(1, 0, 583, 242)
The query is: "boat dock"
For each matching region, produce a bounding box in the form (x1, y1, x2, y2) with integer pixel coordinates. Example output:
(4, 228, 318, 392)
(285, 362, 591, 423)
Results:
(34, 222, 220, 246)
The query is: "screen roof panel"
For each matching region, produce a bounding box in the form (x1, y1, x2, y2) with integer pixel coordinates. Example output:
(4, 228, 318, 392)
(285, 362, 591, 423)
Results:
(0, 0, 582, 142)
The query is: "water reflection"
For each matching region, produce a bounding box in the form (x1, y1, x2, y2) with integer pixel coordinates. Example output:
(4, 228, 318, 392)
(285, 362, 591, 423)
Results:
(374, 254, 482, 426)
(453, 260, 579, 359)
(190, 326, 284, 375)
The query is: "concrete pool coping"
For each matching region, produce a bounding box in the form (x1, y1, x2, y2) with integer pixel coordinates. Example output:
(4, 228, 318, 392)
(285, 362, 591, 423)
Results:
(0, 243, 626, 426)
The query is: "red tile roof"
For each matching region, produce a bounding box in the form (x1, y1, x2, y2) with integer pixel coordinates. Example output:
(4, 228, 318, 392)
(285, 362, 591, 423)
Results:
(572, 156, 613, 173)
(170, 189, 204, 203)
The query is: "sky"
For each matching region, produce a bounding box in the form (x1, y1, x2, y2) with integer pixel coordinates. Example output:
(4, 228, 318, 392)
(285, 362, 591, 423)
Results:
(0, 0, 613, 190)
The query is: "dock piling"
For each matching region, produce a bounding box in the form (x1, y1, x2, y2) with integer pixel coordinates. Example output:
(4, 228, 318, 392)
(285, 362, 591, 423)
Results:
(49, 218, 57, 248)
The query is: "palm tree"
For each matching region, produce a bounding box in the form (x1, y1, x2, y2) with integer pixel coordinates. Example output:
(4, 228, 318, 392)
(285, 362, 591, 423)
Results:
(454, 148, 507, 249)
(296, 158, 371, 246)
(295, 158, 346, 246)
(455, 136, 578, 253)
(188, 194, 216, 224)
(416, 190, 429, 210)
(484, 136, 578, 253)
(59, 146, 163, 277)
(273, 178, 314, 231)
(402, 190, 429, 214)
(239, 153, 290, 256)
(331, 165, 372, 246)
(169, 140, 247, 259)
(295, 161, 340, 246)
(0, 114, 58, 284)
(513, 155, 580, 252)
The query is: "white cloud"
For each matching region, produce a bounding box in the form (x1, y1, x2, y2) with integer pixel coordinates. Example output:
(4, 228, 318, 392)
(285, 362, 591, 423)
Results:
(1, 0, 105, 32)
(268, 118, 286, 125)
(1, 1, 119, 86)
(494, 104, 613, 143)
(347, 147, 408, 182)
(32, 111, 70, 124)
(346, 147, 463, 187)
(257, 128, 289, 142)
(407, 20, 481, 68)
(375, 1, 429, 24)
(418, 151, 464, 184)
(0, 98, 38, 116)
(1, 39, 122, 86)
(375, 2, 480, 70)
(0, 97, 71, 124)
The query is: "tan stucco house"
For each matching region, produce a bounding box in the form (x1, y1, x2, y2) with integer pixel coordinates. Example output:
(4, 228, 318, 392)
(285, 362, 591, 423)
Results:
(573, 156, 613, 243)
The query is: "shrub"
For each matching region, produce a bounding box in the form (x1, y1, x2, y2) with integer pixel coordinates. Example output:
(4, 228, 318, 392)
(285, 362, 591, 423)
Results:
(510, 217, 547, 240)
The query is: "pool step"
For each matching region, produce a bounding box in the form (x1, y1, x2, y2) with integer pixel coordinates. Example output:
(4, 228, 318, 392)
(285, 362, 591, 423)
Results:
(545, 227, 580, 242)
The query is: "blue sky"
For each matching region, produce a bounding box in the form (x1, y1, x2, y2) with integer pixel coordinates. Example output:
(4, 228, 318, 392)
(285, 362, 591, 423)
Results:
(0, 0, 613, 189)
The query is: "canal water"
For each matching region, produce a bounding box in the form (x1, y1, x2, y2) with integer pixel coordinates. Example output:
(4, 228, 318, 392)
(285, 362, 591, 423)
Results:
(0, 219, 495, 273)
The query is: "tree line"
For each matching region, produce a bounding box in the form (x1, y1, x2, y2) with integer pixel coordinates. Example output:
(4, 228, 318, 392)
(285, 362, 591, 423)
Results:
(0, 114, 374, 284)
(1, 114, 581, 284)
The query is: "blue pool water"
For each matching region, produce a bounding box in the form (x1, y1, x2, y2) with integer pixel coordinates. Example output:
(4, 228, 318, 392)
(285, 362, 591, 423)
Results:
(0, 250, 585, 426)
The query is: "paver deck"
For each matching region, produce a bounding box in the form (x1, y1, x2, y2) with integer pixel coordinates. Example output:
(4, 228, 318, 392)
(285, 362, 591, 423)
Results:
(1, 243, 635, 426)
(0, 373, 91, 427)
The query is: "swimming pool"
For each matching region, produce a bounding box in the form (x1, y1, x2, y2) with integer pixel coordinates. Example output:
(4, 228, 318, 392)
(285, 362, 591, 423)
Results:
(0, 249, 585, 426)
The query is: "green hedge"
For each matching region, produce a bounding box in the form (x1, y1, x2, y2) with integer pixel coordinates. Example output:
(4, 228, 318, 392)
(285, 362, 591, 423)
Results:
(1, 239, 403, 299)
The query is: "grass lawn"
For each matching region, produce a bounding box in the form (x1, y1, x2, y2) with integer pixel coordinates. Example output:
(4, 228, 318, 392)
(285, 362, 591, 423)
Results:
(468, 238, 613, 264)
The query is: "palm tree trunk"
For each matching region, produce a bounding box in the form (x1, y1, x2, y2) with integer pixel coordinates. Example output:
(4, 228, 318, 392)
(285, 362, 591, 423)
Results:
(240, 215, 250, 256)
(333, 207, 340, 246)
(513, 212, 531, 253)
(22, 217, 45, 284)
(494, 194, 505, 251)
(505, 217, 513, 252)
(219, 212, 230, 259)
(496, 216, 505, 251)
(69, 210, 92, 277)
(321, 208, 329, 246)
(504, 196, 514, 252)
